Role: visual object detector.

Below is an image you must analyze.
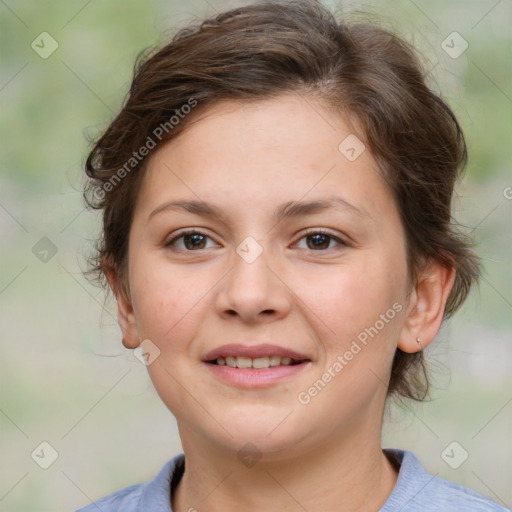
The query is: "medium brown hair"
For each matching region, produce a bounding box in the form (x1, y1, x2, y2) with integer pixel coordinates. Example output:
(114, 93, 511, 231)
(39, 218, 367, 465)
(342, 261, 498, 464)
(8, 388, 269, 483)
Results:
(84, 0, 480, 401)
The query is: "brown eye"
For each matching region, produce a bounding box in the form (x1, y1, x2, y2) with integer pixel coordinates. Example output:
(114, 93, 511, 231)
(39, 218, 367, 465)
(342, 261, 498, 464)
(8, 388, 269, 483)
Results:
(295, 230, 346, 251)
(166, 230, 216, 251)
(306, 233, 331, 250)
(183, 233, 207, 250)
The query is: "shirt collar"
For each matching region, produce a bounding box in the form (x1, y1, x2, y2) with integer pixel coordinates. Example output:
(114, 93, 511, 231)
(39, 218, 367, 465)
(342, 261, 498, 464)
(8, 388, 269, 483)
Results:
(135, 449, 428, 511)
(138, 453, 185, 511)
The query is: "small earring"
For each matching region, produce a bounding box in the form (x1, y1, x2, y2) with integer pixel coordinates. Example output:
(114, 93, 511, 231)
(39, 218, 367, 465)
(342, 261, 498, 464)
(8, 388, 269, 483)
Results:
(416, 337, 423, 351)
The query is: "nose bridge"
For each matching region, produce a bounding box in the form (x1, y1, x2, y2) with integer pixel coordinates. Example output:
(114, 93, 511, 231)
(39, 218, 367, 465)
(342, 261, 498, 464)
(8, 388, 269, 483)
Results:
(216, 235, 290, 321)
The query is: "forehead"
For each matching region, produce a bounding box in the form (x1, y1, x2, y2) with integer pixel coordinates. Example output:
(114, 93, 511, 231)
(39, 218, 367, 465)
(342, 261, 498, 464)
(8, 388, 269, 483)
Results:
(137, 94, 395, 224)
(162, 94, 361, 172)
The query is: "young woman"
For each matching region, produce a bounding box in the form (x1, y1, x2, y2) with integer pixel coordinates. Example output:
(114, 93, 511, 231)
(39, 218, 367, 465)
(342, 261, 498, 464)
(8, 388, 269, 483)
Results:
(77, 1, 506, 510)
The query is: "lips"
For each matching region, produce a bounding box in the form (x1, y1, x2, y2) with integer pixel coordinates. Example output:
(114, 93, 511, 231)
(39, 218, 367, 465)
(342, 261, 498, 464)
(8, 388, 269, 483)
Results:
(203, 343, 312, 388)
(202, 343, 311, 363)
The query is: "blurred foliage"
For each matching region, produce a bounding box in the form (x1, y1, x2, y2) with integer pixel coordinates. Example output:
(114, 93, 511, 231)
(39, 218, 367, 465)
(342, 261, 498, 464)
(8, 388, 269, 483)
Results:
(1, 1, 510, 511)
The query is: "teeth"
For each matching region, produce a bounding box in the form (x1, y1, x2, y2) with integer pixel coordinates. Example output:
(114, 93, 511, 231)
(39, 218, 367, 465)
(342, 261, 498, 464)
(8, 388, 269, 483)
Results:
(236, 356, 252, 369)
(269, 356, 281, 367)
(252, 357, 270, 369)
(215, 355, 298, 369)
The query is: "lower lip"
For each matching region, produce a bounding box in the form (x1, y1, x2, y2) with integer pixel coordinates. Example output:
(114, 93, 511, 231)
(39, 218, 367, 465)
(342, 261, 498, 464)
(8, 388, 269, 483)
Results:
(204, 361, 311, 388)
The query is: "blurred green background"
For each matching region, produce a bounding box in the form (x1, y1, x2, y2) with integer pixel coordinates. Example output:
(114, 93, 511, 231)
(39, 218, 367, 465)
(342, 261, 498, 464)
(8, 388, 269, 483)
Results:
(1, 1, 511, 510)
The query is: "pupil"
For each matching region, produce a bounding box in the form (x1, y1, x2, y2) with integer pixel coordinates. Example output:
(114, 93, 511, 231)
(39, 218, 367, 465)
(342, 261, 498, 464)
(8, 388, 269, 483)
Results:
(185, 234, 205, 249)
(308, 234, 329, 250)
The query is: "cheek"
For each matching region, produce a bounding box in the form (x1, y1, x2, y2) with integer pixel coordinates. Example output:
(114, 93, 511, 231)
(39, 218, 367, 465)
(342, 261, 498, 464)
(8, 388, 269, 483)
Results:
(128, 254, 203, 349)
(306, 260, 405, 339)
(294, 266, 405, 422)
(302, 258, 408, 404)
(128, 259, 207, 413)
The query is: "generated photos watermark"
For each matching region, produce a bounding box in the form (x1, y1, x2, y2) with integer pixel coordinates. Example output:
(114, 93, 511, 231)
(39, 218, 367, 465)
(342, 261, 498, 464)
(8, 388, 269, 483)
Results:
(93, 97, 198, 202)
(297, 301, 403, 405)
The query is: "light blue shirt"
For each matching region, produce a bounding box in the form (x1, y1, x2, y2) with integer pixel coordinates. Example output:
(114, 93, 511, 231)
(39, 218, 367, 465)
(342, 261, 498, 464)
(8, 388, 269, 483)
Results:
(75, 449, 509, 511)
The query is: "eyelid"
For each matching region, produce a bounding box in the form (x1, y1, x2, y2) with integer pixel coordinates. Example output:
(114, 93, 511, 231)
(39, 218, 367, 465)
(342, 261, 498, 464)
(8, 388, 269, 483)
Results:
(165, 227, 348, 251)
(165, 228, 220, 249)
(293, 228, 348, 249)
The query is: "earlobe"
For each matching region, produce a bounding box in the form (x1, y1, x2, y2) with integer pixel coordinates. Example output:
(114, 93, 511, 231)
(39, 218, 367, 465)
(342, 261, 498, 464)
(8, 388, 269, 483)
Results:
(116, 293, 140, 349)
(398, 259, 455, 353)
(103, 260, 140, 349)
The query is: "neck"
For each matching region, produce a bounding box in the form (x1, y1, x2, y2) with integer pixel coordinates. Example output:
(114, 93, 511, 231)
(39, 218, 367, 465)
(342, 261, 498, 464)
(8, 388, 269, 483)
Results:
(172, 421, 398, 512)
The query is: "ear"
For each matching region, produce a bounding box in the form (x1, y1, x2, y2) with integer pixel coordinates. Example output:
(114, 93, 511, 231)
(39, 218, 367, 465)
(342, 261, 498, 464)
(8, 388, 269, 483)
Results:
(104, 260, 140, 349)
(398, 259, 455, 353)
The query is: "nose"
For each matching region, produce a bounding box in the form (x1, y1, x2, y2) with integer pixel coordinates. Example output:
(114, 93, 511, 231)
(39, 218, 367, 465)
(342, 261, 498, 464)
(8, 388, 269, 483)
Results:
(215, 242, 292, 324)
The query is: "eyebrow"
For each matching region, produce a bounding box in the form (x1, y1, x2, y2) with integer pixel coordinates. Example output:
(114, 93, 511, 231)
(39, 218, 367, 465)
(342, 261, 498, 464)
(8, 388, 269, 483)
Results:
(148, 195, 369, 223)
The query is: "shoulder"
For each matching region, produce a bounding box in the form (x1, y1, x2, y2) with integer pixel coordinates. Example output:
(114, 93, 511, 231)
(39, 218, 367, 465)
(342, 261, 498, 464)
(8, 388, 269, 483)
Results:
(381, 449, 509, 512)
(74, 482, 144, 512)
(74, 454, 185, 512)
(419, 473, 509, 511)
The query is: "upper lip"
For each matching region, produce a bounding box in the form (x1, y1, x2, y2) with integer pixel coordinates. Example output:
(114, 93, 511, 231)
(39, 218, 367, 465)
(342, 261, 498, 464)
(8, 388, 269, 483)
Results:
(203, 343, 311, 362)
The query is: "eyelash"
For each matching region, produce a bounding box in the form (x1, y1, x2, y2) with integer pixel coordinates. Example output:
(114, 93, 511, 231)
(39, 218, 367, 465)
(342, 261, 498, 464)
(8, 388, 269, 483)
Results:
(165, 228, 347, 252)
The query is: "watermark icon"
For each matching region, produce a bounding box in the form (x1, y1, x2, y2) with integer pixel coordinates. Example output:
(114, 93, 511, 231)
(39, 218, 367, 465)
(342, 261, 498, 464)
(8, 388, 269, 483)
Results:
(134, 339, 161, 366)
(441, 31, 468, 59)
(236, 236, 264, 264)
(441, 441, 469, 469)
(93, 98, 198, 203)
(297, 301, 403, 405)
(31, 32, 58, 59)
(338, 134, 366, 162)
(503, 186, 512, 200)
(31, 441, 59, 469)
(32, 237, 58, 263)
(237, 442, 262, 468)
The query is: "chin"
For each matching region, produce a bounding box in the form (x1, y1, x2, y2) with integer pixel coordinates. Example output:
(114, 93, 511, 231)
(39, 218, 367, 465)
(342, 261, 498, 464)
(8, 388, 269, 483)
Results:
(210, 412, 310, 455)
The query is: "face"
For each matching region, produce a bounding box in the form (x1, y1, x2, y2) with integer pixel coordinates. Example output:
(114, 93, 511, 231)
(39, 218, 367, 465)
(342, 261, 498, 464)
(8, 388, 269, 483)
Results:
(121, 94, 413, 459)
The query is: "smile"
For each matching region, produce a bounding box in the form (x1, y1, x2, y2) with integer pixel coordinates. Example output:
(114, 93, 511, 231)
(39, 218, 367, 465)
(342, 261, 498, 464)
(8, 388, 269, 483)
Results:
(212, 355, 301, 369)
(202, 343, 312, 387)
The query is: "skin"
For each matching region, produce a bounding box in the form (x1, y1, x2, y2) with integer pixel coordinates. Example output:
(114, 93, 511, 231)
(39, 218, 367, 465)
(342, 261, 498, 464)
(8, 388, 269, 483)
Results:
(110, 94, 454, 511)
